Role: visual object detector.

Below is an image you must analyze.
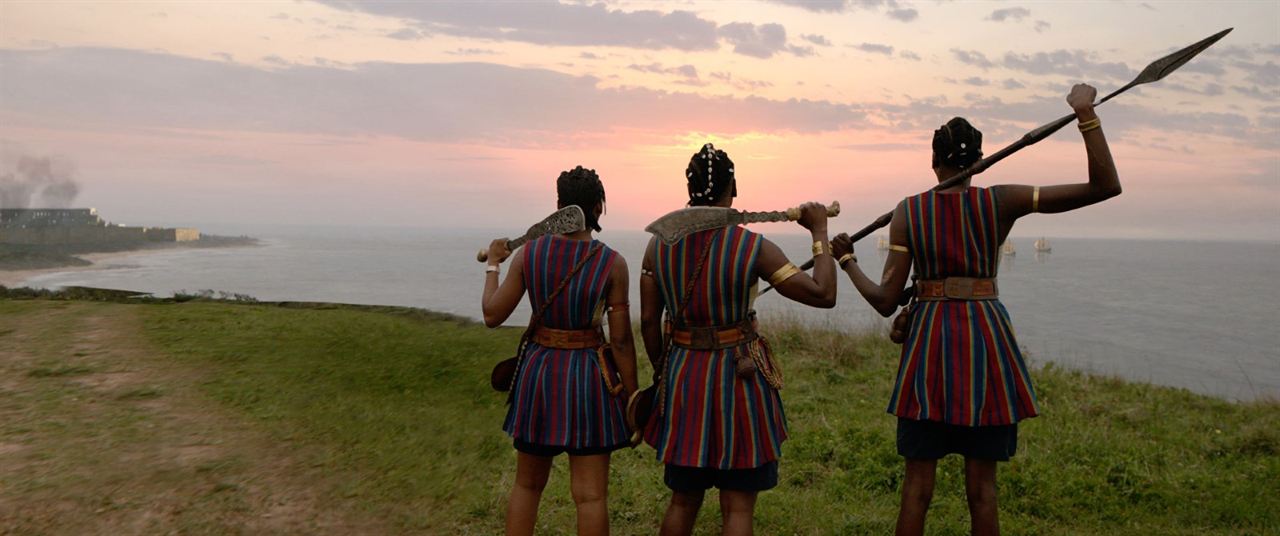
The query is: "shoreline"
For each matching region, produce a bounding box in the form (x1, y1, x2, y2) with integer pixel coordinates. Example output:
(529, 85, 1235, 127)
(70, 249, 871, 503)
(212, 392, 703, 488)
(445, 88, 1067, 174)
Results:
(0, 249, 164, 288)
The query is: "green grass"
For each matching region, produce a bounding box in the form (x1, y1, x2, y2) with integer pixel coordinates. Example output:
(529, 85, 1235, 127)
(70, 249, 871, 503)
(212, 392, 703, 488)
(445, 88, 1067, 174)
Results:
(129, 301, 1279, 535)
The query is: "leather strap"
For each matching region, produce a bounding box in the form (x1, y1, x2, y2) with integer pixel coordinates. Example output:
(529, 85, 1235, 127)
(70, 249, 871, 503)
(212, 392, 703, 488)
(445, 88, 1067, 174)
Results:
(671, 320, 758, 350)
(916, 277, 998, 301)
(532, 327, 603, 350)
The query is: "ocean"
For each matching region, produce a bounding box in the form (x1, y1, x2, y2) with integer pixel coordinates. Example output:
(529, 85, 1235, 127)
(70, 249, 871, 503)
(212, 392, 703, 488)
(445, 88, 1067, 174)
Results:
(15, 224, 1280, 402)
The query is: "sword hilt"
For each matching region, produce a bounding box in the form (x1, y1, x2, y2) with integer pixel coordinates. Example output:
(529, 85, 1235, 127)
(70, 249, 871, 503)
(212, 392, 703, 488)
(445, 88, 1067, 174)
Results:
(476, 238, 512, 263)
(783, 201, 841, 221)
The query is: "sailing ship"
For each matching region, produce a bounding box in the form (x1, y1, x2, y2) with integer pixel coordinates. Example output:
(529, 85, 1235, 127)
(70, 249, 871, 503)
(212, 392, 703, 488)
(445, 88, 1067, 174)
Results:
(1034, 237, 1052, 253)
(1001, 240, 1016, 256)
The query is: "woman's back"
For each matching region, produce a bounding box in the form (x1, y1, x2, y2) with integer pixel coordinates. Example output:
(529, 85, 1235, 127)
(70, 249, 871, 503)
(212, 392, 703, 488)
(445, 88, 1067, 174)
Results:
(522, 235, 617, 330)
(904, 187, 1001, 280)
(652, 226, 760, 327)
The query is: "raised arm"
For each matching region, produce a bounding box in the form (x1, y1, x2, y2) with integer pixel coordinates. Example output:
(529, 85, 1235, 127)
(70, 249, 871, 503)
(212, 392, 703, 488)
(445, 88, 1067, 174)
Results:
(604, 255, 639, 396)
(639, 237, 667, 377)
(995, 83, 1122, 224)
(756, 202, 837, 309)
(480, 239, 527, 328)
(832, 202, 912, 317)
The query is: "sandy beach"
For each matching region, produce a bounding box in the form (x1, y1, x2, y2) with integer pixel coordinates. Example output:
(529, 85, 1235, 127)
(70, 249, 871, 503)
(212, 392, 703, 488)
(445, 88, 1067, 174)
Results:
(0, 250, 159, 288)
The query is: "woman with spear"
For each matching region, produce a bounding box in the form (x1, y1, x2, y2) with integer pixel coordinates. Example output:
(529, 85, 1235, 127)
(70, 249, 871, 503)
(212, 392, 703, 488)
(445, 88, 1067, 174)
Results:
(833, 83, 1122, 536)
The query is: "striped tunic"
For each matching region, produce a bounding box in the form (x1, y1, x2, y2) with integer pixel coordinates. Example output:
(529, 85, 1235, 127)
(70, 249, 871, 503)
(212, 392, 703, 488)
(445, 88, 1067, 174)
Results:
(503, 235, 629, 449)
(889, 187, 1040, 426)
(643, 226, 788, 469)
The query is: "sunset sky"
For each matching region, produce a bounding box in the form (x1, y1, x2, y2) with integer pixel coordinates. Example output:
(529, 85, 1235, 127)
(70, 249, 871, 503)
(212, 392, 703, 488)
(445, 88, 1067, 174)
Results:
(1, 1, 1276, 240)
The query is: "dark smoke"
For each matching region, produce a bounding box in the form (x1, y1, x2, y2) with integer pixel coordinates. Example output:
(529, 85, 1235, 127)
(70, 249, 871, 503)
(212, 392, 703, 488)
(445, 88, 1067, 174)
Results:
(0, 155, 80, 208)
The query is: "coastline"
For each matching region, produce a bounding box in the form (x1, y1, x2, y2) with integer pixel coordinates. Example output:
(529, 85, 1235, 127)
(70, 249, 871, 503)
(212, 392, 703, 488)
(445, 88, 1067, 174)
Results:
(0, 249, 165, 288)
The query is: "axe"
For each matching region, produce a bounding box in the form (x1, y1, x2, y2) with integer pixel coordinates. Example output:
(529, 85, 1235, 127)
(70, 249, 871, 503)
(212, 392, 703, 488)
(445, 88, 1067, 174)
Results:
(645, 201, 840, 245)
(476, 205, 587, 262)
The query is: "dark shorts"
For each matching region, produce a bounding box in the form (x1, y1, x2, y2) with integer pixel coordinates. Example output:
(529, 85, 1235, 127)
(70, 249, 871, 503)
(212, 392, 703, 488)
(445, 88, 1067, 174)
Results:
(664, 461, 779, 492)
(513, 438, 626, 458)
(896, 417, 1018, 461)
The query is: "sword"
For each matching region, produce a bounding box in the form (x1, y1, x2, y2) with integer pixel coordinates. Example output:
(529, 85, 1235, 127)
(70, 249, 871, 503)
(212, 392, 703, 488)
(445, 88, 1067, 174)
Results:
(475, 205, 587, 262)
(645, 201, 840, 245)
(761, 27, 1233, 295)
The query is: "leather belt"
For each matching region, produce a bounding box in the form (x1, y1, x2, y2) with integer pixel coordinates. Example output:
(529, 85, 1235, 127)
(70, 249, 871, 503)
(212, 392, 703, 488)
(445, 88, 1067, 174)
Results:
(532, 327, 603, 349)
(916, 277, 999, 301)
(671, 320, 758, 350)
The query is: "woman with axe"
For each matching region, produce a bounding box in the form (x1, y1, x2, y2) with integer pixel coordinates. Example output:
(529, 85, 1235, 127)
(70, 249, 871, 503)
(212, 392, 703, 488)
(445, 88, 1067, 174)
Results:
(481, 166, 639, 536)
(636, 143, 838, 536)
(833, 84, 1122, 536)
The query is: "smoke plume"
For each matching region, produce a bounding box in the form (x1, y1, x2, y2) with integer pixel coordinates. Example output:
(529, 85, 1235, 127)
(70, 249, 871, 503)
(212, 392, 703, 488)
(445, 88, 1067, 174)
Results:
(0, 155, 80, 208)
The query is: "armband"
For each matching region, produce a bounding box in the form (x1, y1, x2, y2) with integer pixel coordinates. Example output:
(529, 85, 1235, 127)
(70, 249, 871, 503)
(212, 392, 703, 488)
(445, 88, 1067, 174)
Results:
(767, 263, 802, 286)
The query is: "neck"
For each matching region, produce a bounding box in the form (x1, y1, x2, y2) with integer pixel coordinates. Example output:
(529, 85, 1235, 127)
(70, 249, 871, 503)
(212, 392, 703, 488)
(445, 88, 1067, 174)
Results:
(563, 229, 594, 241)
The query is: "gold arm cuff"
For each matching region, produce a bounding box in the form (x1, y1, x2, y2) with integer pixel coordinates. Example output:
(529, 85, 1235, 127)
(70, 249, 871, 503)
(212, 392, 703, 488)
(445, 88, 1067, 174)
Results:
(1032, 186, 1040, 213)
(837, 253, 857, 266)
(811, 240, 829, 257)
(888, 244, 909, 253)
(767, 263, 802, 287)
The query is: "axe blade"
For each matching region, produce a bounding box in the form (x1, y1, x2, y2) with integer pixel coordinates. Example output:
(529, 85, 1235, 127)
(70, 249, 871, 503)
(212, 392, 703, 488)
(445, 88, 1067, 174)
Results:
(644, 206, 737, 245)
(477, 205, 586, 262)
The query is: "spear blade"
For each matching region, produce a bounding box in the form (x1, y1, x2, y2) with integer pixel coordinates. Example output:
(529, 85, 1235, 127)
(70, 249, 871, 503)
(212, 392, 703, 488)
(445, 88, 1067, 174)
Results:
(1099, 27, 1233, 105)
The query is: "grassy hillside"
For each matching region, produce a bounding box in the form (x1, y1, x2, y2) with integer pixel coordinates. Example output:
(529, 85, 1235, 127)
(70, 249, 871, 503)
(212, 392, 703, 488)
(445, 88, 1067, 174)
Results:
(3, 297, 1276, 534)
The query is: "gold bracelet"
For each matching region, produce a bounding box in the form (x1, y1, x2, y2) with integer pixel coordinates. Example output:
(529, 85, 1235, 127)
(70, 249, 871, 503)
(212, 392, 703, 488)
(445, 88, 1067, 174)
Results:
(888, 244, 909, 253)
(837, 253, 857, 266)
(485, 265, 500, 274)
(1032, 186, 1040, 213)
(767, 263, 802, 286)
(1078, 118, 1101, 132)
(811, 240, 829, 257)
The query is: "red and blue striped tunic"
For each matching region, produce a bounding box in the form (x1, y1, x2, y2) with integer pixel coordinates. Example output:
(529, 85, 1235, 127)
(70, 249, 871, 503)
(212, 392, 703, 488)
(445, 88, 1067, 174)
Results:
(889, 187, 1040, 426)
(503, 235, 629, 449)
(643, 226, 788, 469)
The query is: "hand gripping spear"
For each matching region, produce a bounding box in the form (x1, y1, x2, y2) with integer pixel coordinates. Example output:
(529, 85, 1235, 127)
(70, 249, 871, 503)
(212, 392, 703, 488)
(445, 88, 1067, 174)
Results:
(761, 28, 1232, 295)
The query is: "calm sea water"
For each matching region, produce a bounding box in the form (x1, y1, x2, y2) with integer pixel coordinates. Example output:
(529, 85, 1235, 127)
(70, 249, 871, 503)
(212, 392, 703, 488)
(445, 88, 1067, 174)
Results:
(16, 224, 1279, 401)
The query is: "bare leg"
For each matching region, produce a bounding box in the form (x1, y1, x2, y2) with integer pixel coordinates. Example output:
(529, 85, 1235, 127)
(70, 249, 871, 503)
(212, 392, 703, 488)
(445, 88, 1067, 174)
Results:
(895, 459, 937, 536)
(506, 452, 553, 536)
(719, 490, 758, 536)
(964, 458, 1000, 536)
(660, 489, 705, 536)
(568, 454, 611, 536)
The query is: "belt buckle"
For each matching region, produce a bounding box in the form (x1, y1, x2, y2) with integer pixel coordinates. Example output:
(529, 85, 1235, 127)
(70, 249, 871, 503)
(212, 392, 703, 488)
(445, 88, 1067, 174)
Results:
(944, 278, 974, 299)
(691, 328, 715, 349)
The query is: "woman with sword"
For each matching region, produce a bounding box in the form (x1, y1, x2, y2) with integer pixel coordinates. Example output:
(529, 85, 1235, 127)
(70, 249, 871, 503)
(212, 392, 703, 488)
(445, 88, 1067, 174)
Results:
(833, 83, 1122, 536)
(481, 166, 639, 536)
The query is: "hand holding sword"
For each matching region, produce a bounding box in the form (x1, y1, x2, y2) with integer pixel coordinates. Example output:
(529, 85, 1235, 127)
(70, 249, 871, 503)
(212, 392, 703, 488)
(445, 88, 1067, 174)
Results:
(476, 205, 587, 263)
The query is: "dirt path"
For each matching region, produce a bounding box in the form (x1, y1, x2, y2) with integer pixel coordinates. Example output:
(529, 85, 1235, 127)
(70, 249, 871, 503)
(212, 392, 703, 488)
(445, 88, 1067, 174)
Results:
(0, 301, 384, 534)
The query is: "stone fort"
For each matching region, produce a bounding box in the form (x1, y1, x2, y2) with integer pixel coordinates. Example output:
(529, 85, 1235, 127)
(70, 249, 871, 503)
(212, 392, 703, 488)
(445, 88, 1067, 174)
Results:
(0, 208, 199, 245)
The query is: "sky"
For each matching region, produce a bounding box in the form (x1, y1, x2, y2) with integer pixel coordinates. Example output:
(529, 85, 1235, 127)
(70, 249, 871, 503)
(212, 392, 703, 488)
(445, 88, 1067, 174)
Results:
(1, 0, 1277, 241)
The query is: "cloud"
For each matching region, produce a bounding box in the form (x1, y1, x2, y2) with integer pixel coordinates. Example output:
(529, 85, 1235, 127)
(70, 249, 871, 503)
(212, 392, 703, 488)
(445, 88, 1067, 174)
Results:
(213, 52, 233, 62)
(1034, 20, 1050, 33)
(802, 34, 832, 46)
(445, 48, 498, 56)
(1002, 78, 1025, 90)
(852, 42, 894, 55)
(1232, 85, 1280, 102)
(987, 7, 1030, 22)
(710, 72, 774, 91)
(1001, 50, 1134, 80)
(580, 52, 603, 60)
(628, 62, 700, 81)
(0, 48, 864, 147)
(718, 22, 811, 58)
(386, 28, 426, 40)
(952, 49, 994, 70)
(899, 50, 922, 61)
(768, 0, 918, 21)
(316, 1, 720, 51)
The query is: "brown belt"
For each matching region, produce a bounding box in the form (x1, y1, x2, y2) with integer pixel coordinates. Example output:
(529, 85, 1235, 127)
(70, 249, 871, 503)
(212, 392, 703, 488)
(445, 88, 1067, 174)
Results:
(532, 327, 603, 349)
(671, 320, 757, 350)
(916, 277, 999, 301)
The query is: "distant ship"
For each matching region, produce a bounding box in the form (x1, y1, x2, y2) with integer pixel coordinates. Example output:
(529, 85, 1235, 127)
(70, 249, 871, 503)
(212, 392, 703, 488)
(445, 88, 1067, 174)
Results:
(1001, 240, 1016, 256)
(1034, 237, 1052, 253)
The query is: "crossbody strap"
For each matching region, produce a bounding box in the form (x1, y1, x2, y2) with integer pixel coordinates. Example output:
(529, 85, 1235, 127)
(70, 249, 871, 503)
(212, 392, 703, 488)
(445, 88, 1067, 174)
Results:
(507, 242, 604, 395)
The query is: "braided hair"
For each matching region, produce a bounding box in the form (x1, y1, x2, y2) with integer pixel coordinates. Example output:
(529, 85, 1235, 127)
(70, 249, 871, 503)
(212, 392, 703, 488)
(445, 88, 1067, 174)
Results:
(931, 117, 983, 170)
(686, 143, 735, 207)
(557, 165, 605, 232)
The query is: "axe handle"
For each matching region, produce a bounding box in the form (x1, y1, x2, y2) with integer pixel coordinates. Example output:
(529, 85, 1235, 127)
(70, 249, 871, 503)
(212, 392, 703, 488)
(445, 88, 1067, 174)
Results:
(476, 237, 516, 263)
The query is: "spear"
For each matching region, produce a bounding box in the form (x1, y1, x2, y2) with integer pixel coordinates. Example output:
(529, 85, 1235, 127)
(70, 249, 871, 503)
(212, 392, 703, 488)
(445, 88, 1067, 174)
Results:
(761, 27, 1232, 295)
